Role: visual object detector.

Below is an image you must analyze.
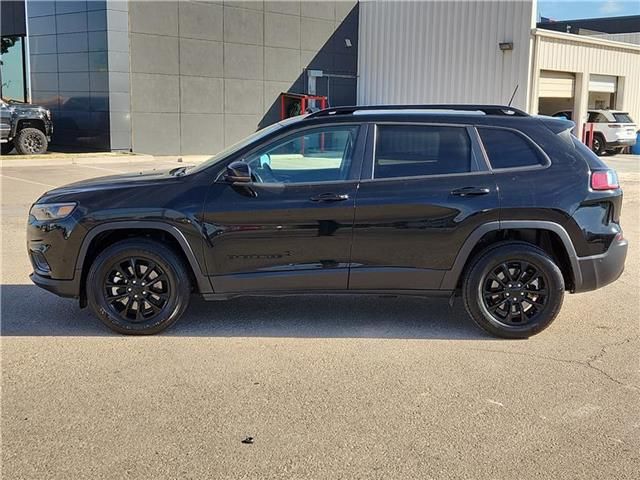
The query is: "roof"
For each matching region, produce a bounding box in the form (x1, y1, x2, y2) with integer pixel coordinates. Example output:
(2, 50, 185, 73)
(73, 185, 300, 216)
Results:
(537, 14, 640, 35)
(307, 104, 529, 119)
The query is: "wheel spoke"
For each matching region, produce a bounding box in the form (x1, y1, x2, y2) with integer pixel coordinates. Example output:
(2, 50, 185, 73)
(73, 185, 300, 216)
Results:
(488, 297, 509, 312)
(140, 262, 157, 283)
(107, 292, 129, 302)
(488, 273, 506, 287)
(501, 263, 514, 282)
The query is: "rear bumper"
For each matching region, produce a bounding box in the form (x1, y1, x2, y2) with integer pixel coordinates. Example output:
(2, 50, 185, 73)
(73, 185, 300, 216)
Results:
(607, 139, 636, 148)
(30, 272, 80, 298)
(574, 239, 628, 293)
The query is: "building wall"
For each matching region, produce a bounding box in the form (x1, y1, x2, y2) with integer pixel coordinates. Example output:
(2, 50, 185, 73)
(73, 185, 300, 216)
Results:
(357, 0, 536, 111)
(531, 29, 640, 128)
(589, 32, 640, 46)
(128, 0, 358, 155)
(1, 0, 26, 36)
(26, 0, 121, 151)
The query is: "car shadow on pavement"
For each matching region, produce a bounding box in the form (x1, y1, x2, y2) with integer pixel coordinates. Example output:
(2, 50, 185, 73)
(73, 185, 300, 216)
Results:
(1, 285, 492, 340)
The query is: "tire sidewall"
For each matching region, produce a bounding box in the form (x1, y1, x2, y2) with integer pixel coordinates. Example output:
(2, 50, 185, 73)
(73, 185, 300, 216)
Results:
(464, 244, 565, 339)
(16, 128, 48, 155)
(87, 241, 190, 334)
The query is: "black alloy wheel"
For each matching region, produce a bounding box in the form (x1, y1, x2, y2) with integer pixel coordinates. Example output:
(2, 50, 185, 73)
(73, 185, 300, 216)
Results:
(463, 242, 564, 339)
(104, 257, 171, 323)
(87, 239, 191, 334)
(481, 261, 548, 326)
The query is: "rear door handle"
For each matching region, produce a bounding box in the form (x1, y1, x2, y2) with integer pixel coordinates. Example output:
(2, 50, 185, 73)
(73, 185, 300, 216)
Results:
(450, 187, 491, 197)
(310, 192, 350, 202)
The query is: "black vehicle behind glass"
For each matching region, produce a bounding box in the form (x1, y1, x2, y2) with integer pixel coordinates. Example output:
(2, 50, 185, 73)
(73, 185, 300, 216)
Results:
(27, 105, 627, 338)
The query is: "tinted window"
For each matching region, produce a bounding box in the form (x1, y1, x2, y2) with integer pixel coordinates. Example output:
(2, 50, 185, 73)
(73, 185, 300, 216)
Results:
(613, 113, 633, 123)
(588, 112, 607, 123)
(374, 125, 471, 179)
(553, 111, 572, 120)
(478, 128, 544, 169)
(245, 126, 359, 184)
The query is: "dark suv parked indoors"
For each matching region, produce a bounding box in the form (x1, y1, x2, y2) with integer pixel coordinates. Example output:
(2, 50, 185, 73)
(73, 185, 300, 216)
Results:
(27, 105, 628, 338)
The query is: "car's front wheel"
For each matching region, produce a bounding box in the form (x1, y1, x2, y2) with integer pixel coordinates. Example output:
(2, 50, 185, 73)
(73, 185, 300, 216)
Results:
(462, 242, 564, 339)
(86, 239, 191, 334)
(14, 127, 48, 155)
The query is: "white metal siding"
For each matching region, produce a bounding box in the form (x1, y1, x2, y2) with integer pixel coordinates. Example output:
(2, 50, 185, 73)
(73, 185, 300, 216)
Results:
(590, 32, 640, 46)
(534, 30, 640, 125)
(357, 0, 536, 110)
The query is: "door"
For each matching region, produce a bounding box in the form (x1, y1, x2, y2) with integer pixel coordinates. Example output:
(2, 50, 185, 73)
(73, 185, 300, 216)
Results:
(201, 123, 366, 293)
(350, 123, 500, 291)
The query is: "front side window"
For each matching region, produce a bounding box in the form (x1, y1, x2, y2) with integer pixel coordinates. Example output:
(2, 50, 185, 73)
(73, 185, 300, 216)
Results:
(478, 128, 545, 169)
(245, 126, 359, 184)
(374, 125, 472, 179)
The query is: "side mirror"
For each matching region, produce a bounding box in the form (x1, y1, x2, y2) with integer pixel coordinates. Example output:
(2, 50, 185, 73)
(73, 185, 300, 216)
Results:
(225, 160, 252, 184)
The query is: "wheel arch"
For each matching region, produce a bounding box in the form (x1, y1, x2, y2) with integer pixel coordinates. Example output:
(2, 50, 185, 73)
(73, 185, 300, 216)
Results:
(16, 118, 47, 135)
(76, 222, 212, 305)
(441, 221, 581, 291)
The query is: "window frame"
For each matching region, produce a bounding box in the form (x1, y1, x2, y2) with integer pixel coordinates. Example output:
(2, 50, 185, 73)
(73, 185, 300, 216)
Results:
(361, 122, 490, 183)
(475, 125, 551, 173)
(213, 122, 367, 186)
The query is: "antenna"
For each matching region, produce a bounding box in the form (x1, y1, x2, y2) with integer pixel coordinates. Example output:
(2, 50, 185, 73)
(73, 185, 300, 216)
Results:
(508, 85, 519, 107)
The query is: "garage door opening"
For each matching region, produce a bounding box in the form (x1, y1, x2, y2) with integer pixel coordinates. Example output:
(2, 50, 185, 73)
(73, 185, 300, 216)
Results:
(588, 74, 617, 110)
(537, 70, 575, 117)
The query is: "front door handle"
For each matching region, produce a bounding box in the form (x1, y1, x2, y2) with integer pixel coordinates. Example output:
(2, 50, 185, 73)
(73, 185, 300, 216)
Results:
(310, 192, 350, 202)
(450, 187, 491, 197)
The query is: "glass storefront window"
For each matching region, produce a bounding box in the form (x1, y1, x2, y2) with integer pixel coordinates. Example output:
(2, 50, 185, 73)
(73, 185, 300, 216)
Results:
(1, 36, 26, 102)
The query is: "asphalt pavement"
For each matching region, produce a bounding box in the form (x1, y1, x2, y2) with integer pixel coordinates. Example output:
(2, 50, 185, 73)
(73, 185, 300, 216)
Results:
(1, 155, 639, 479)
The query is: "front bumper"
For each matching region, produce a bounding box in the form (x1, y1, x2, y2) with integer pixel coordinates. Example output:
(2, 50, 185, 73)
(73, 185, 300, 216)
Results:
(574, 239, 628, 293)
(30, 272, 80, 298)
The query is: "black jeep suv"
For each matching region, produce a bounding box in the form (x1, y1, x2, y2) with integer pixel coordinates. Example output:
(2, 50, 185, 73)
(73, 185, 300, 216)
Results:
(28, 105, 628, 338)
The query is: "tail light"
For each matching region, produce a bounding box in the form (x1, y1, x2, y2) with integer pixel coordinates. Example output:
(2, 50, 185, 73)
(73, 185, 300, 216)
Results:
(591, 170, 619, 190)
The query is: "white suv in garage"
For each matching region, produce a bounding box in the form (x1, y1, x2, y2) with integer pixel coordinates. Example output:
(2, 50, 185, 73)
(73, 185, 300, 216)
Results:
(553, 109, 637, 156)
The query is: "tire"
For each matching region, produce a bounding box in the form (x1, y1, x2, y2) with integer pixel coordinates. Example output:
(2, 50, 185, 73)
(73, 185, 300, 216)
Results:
(462, 242, 564, 339)
(86, 239, 191, 335)
(14, 127, 48, 155)
(591, 133, 606, 156)
(1, 141, 14, 155)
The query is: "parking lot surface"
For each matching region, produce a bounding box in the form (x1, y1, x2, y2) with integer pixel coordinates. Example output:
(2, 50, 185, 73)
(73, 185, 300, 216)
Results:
(1, 155, 639, 479)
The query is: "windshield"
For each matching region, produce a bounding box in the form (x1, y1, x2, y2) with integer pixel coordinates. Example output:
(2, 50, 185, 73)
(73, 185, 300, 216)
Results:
(188, 115, 309, 174)
(613, 113, 634, 124)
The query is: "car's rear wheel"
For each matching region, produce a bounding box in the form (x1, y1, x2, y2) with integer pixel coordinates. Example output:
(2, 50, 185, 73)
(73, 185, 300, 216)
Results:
(1, 141, 14, 155)
(87, 239, 191, 334)
(591, 133, 606, 156)
(462, 242, 564, 339)
(14, 127, 48, 155)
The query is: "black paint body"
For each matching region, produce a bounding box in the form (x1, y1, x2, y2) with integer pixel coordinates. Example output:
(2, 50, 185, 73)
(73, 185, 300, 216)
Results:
(27, 110, 627, 302)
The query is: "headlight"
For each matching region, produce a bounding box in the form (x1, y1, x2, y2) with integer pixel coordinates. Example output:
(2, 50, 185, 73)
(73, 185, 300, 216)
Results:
(30, 202, 77, 221)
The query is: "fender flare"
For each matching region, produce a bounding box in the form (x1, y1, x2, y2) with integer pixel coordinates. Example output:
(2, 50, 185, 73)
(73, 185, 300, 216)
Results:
(440, 220, 582, 290)
(75, 221, 212, 294)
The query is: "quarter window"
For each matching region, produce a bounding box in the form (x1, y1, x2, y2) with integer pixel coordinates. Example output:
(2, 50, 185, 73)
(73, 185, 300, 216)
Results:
(478, 128, 544, 169)
(245, 126, 359, 184)
(374, 125, 472, 179)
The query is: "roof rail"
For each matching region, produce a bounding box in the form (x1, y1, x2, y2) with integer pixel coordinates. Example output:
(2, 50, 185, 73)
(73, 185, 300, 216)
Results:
(307, 104, 529, 118)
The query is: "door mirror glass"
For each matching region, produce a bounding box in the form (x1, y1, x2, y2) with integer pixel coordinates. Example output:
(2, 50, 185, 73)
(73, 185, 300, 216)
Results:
(225, 160, 252, 183)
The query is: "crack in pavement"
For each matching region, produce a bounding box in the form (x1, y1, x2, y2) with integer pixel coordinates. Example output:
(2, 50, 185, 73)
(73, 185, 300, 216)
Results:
(467, 335, 640, 391)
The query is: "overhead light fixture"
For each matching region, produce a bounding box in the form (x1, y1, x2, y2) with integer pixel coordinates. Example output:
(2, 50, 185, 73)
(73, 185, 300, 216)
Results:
(499, 42, 514, 51)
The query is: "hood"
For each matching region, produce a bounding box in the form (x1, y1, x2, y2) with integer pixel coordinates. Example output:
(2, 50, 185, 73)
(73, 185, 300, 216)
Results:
(3, 101, 49, 115)
(42, 168, 180, 198)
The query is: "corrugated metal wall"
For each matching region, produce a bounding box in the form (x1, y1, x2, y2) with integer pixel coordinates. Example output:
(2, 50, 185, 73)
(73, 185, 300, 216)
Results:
(533, 30, 640, 124)
(357, 0, 535, 110)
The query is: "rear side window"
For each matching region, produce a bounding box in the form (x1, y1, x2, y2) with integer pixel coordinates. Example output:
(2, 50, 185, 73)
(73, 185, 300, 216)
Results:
(374, 125, 471, 179)
(478, 128, 545, 169)
(613, 113, 634, 123)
